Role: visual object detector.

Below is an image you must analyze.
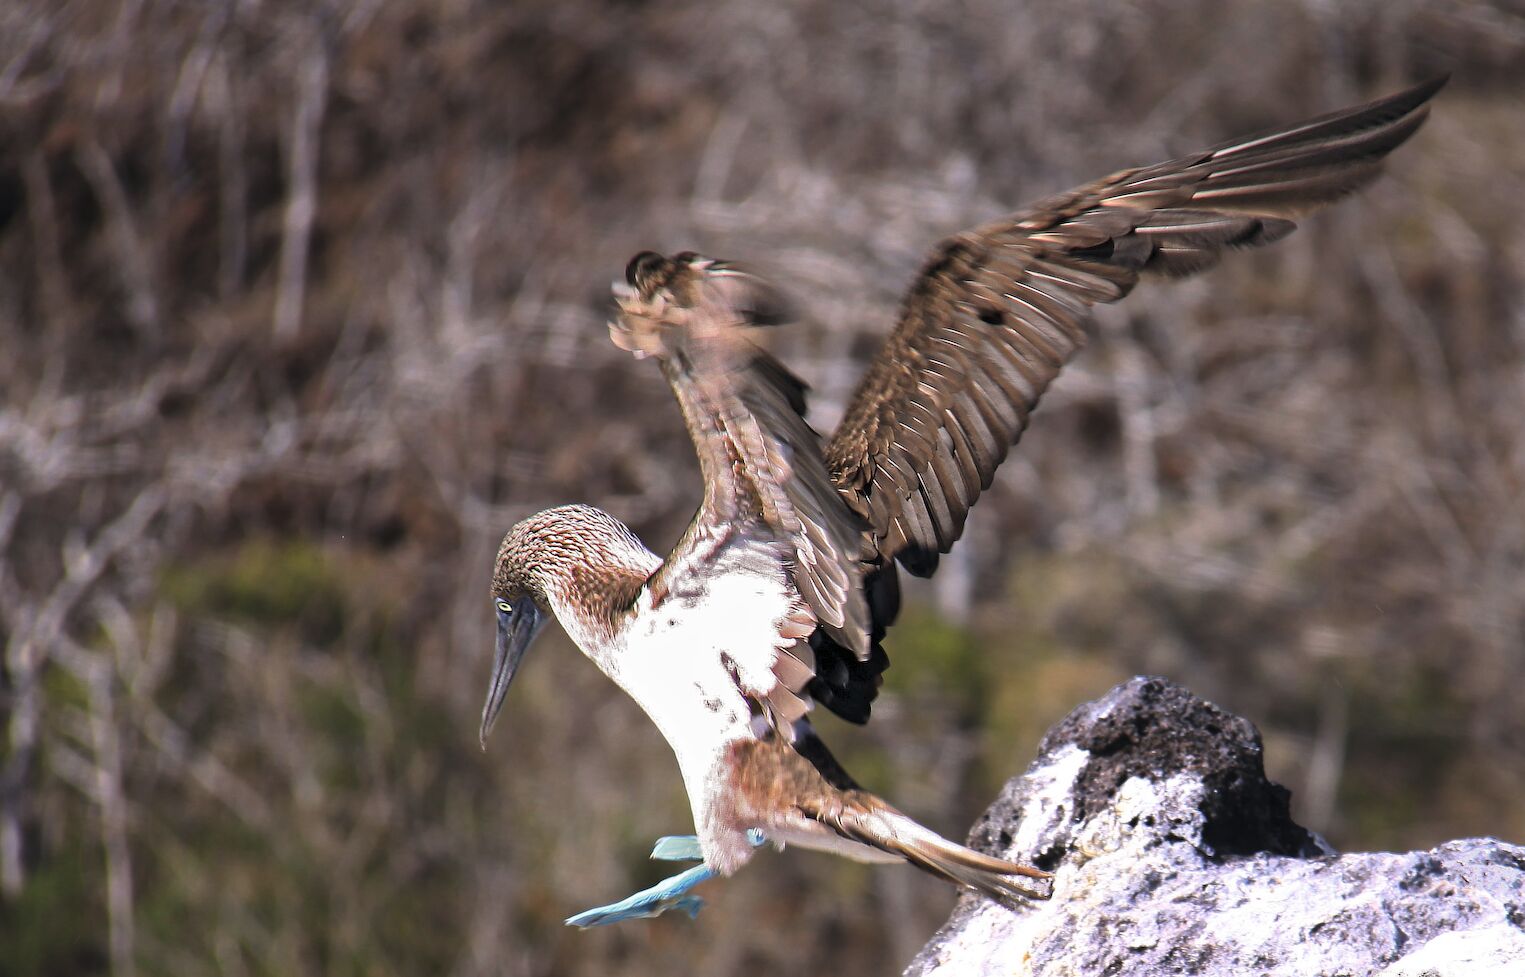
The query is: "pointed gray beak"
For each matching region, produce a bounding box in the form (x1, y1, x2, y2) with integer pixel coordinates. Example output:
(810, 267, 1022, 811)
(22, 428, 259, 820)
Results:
(479, 595, 545, 749)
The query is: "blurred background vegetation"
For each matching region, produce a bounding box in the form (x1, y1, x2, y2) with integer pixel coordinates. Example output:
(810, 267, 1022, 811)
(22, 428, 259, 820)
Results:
(1, 1, 1522, 974)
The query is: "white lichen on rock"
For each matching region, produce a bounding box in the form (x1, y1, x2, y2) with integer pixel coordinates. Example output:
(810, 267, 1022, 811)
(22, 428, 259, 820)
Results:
(907, 677, 1525, 977)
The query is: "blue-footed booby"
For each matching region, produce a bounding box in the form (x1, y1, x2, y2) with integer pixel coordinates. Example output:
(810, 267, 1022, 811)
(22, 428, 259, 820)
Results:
(479, 79, 1443, 926)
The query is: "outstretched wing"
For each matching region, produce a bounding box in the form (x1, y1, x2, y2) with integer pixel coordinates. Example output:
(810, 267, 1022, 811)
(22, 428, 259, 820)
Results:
(825, 77, 1444, 576)
(608, 78, 1442, 729)
(611, 252, 876, 669)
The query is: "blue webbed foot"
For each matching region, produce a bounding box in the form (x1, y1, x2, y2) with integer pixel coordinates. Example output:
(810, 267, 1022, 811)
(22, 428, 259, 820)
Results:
(649, 835, 704, 862)
(564, 832, 767, 929)
(564, 862, 713, 928)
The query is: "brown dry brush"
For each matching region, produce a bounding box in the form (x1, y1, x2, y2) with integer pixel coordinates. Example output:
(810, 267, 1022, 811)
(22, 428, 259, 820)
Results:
(0, 1, 1522, 976)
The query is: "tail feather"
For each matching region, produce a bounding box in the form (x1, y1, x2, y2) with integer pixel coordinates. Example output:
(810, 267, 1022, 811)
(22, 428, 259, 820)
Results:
(811, 796, 1051, 903)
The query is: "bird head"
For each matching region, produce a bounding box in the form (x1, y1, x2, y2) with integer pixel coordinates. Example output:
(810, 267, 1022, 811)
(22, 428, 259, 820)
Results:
(478, 515, 557, 750)
(479, 505, 655, 749)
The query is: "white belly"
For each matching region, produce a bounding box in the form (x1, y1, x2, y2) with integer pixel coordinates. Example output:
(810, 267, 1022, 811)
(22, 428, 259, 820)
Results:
(614, 569, 793, 744)
(570, 565, 799, 849)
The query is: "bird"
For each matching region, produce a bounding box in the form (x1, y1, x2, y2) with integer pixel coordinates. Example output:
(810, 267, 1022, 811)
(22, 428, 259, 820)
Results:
(478, 77, 1444, 927)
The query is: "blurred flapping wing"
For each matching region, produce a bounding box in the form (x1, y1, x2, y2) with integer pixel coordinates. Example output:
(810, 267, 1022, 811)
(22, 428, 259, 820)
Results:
(612, 252, 876, 660)
(825, 78, 1444, 576)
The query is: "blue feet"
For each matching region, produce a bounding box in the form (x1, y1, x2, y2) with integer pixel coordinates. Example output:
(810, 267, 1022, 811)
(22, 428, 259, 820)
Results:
(648, 835, 705, 862)
(564, 832, 766, 929)
(564, 862, 713, 928)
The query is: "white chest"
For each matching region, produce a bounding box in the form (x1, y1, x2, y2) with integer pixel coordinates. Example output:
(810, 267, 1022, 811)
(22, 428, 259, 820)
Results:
(566, 566, 798, 784)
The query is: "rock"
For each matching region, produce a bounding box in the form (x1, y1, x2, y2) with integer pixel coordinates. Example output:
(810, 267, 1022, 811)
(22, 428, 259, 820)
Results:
(907, 677, 1525, 977)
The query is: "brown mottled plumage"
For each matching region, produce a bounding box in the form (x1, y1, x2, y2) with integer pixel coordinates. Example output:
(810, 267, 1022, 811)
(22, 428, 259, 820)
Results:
(492, 506, 657, 646)
(726, 735, 1048, 900)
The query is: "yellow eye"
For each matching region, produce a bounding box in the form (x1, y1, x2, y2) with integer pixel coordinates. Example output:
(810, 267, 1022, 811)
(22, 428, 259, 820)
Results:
(495, 599, 513, 615)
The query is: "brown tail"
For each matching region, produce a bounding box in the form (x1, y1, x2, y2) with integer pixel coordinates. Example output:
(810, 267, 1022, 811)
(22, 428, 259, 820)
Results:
(810, 794, 1052, 903)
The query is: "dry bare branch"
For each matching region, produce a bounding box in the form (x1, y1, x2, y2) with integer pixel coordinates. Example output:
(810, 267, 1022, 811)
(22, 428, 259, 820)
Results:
(273, 27, 330, 340)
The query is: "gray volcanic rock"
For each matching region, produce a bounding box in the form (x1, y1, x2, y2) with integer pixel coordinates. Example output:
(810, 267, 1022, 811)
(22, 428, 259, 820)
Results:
(907, 677, 1525, 977)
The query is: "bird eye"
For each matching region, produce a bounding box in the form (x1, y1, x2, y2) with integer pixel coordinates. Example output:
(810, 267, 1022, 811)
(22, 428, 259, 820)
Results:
(495, 599, 513, 615)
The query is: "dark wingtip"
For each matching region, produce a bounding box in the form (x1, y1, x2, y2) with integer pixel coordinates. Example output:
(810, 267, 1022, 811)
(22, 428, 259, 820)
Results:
(740, 287, 796, 327)
(1347, 74, 1449, 131)
(807, 631, 891, 726)
(625, 250, 666, 288)
(1206, 73, 1449, 163)
(1376, 75, 1448, 127)
(1409, 73, 1450, 102)
(866, 562, 902, 635)
(896, 543, 940, 578)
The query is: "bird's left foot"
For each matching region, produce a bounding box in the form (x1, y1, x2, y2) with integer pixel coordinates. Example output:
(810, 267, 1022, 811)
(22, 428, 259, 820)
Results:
(564, 831, 764, 928)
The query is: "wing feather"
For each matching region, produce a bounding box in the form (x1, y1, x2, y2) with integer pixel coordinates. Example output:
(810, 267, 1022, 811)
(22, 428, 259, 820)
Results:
(825, 78, 1443, 573)
(607, 79, 1442, 730)
(612, 253, 876, 663)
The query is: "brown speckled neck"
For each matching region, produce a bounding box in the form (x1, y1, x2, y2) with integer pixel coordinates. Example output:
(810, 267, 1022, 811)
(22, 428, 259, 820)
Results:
(492, 505, 657, 638)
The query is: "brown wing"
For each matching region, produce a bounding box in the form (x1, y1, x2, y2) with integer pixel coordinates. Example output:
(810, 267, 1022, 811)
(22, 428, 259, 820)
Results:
(612, 251, 876, 659)
(825, 77, 1445, 576)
